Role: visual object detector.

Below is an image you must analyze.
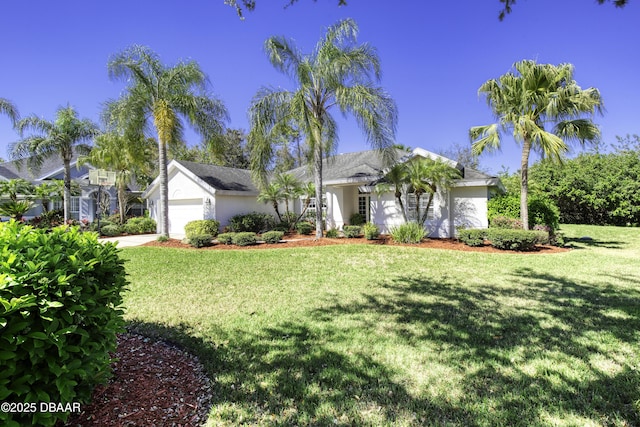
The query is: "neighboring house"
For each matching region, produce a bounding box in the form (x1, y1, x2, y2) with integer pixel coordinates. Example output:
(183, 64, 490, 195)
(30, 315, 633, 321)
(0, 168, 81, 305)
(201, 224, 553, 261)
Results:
(0, 154, 137, 222)
(143, 147, 504, 237)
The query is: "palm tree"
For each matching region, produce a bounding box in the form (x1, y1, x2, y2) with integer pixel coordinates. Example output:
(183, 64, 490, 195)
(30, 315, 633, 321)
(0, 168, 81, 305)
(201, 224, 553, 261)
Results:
(375, 162, 409, 223)
(404, 158, 461, 225)
(10, 106, 99, 222)
(0, 98, 19, 127)
(106, 45, 228, 237)
(249, 19, 398, 238)
(470, 60, 603, 229)
(257, 182, 284, 222)
(79, 131, 155, 224)
(274, 172, 301, 221)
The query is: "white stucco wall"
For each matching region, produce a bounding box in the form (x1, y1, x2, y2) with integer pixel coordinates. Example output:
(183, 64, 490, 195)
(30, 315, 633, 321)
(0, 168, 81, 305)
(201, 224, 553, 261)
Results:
(214, 194, 276, 230)
(451, 186, 489, 233)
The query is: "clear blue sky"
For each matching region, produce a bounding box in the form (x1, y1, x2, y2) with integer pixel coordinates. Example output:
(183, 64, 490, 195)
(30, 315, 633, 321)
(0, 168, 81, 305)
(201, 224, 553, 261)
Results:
(1, 0, 638, 174)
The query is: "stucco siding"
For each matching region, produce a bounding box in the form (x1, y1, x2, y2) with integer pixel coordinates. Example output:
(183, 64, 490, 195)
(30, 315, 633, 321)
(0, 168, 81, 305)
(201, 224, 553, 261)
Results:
(451, 186, 489, 233)
(215, 194, 275, 229)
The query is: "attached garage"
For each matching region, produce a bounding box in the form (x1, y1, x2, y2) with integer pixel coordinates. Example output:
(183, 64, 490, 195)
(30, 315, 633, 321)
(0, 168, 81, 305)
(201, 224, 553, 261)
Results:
(168, 198, 203, 235)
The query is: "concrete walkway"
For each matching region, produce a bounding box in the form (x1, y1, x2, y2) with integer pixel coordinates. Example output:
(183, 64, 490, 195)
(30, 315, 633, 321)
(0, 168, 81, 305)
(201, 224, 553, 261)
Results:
(100, 233, 184, 247)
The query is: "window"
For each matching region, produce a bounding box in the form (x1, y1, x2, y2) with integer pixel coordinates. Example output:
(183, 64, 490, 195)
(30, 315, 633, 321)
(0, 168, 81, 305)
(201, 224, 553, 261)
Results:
(358, 195, 370, 222)
(407, 193, 434, 222)
(303, 196, 326, 220)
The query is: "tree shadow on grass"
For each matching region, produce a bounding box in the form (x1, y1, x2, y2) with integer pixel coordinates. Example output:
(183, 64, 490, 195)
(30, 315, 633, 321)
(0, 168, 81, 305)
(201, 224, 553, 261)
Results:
(312, 269, 640, 426)
(126, 319, 469, 426)
(563, 236, 626, 249)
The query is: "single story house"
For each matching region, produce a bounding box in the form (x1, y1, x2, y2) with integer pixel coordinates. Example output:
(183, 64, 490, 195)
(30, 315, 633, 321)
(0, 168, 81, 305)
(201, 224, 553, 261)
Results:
(142, 147, 504, 237)
(0, 154, 142, 222)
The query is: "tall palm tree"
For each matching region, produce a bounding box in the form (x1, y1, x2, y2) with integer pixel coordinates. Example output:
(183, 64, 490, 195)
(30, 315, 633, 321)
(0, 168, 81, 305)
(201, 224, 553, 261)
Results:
(0, 98, 19, 127)
(10, 106, 99, 222)
(106, 45, 228, 237)
(470, 60, 603, 229)
(80, 131, 155, 224)
(249, 18, 398, 238)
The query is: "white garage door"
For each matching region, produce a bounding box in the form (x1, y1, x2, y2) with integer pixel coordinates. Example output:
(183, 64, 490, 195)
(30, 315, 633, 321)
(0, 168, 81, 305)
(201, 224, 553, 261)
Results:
(168, 199, 203, 235)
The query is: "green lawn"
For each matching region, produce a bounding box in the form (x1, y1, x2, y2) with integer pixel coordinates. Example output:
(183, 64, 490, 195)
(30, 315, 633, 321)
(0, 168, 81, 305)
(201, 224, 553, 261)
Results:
(121, 225, 640, 426)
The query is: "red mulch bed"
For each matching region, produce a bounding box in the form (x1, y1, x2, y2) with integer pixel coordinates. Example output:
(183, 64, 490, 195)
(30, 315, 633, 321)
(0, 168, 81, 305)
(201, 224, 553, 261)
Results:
(142, 233, 569, 254)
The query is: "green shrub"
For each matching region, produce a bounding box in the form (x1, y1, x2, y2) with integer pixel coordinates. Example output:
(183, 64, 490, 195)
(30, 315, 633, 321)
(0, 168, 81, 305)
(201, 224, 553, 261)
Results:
(363, 222, 379, 240)
(490, 215, 523, 229)
(349, 212, 366, 226)
(232, 232, 257, 246)
(100, 224, 121, 237)
(229, 212, 275, 233)
(488, 194, 560, 231)
(156, 235, 169, 242)
(390, 222, 426, 244)
(261, 230, 284, 244)
(217, 232, 235, 245)
(458, 228, 486, 247)
(343, 225, 362, 238)
(184, 219, 220, 239)
(325, 228, 339, 238)
(0, 221, 127, 426)
(123, 217, 157, 235)
(189, 234, 213, 248)
(485, 228, 539, 251)
(296, 221, 314, 235)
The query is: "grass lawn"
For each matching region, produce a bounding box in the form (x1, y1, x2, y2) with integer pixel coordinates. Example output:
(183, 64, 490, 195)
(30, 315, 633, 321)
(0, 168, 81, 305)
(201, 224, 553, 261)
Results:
(121, 224, 640, 426)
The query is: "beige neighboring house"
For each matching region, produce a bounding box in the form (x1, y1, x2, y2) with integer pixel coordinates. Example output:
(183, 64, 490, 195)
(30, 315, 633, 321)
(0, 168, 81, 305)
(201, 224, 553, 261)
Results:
(142, 147, 503, 237)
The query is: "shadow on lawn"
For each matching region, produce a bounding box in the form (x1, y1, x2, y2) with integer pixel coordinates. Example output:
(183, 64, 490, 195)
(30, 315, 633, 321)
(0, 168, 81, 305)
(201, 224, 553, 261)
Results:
(312, 269, 640, 426)
(127, 269, 640, 426)
(126, 319, 459, 426)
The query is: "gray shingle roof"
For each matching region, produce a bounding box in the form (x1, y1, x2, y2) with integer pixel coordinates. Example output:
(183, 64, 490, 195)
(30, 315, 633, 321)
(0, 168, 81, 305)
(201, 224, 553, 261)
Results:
(0, 153, 88, 181)
(176, 160, 258, 192)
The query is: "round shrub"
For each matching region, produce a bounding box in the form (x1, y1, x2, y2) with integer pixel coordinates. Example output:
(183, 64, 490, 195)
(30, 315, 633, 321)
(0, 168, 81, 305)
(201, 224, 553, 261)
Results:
(490, 216, 523, 229)
(123, 217, 157, 234)
(189, 234, 213, 248)
(343, 225, 362, 238)
(261, 230, 284, 244)
(0, 221, 127, 426)
(485, 228, 539, 251)
(390, 222, 426, 244)
(458, 228, 486, 247)
(232, 232, 257, 246)
(349, 212, 365, 226)
(363, 222, 379, 240)
(184, 219, 220, 239)
(325, 228, 339, 238)
(100, 224, 121, 237)
(296, 221, 314, 235)
(217, 232, 235, 245)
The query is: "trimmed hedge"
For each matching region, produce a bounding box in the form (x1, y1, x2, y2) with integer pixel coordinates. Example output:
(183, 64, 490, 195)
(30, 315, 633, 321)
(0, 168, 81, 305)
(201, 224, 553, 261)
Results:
(232, 232, 257, 246)
(0, 221, 128, 426)
(343, 225, 362, 238)
(217, 233, 235, 245)
(458, 228, 486, 247)
(261, 230, 284, 244)
(184, 219, 220, 239)
(228, 212, 275, 233)
(296, 221, 314, 235)
(100, 224, 121, 237)
(363, 222, 379, 240)
(325, 228, 339, 238)
(123, 217, 157, 235)
(485, 228, 539, 251)
(189, 234, 213, 248)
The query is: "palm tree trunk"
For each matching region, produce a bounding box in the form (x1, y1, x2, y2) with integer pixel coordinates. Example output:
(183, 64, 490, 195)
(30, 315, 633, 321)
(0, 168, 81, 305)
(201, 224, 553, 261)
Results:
(118, 180, 127, 224)
(313, 143, 323, 239)
(158, 139, 170, 237)
(520, 138, 532, 230)
(395, 189, 407, 223)
(63, 160, 71, 222)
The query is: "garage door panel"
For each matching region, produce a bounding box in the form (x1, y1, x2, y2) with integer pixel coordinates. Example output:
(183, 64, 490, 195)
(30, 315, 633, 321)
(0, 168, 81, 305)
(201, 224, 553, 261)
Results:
(168, 199, 202, 234)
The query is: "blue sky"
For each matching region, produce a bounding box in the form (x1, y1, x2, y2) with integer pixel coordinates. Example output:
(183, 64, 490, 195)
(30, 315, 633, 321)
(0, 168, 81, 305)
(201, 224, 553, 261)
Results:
(1, 0, 638, 174)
